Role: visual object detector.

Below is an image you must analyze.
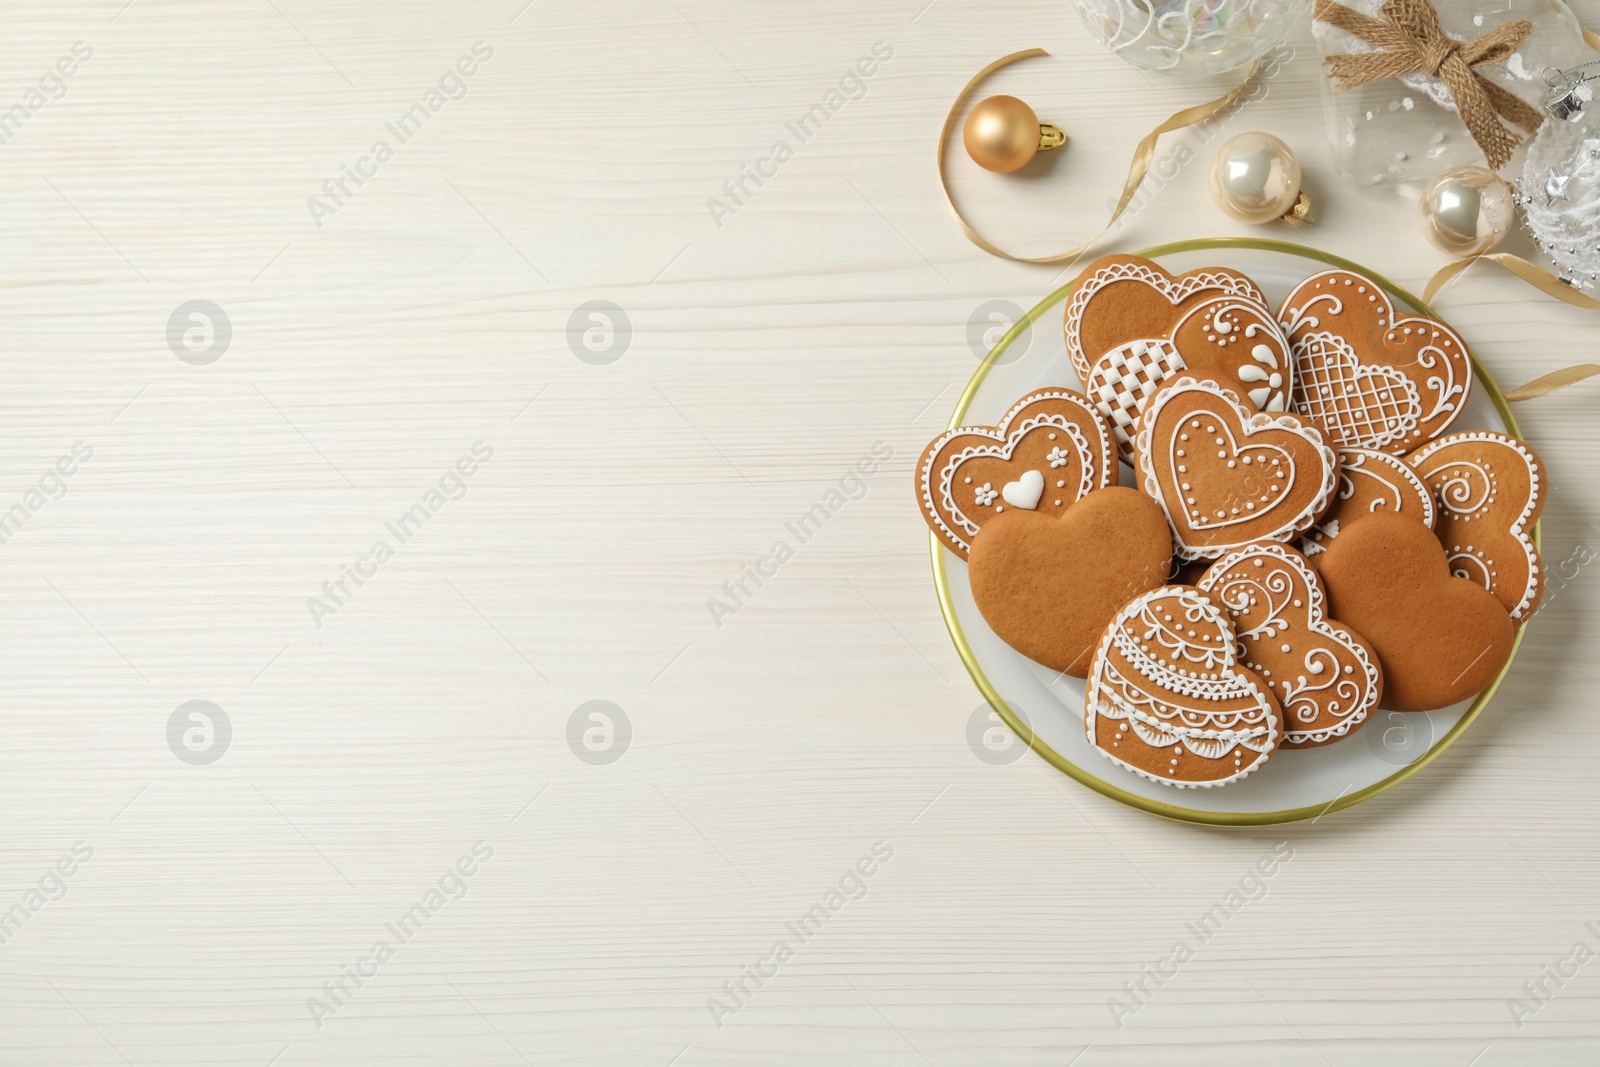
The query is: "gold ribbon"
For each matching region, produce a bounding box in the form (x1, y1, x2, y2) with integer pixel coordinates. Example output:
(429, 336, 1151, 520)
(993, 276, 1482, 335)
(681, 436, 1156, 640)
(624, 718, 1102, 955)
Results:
(937, 49, 1261, 265)
(1315, 0, 1542, 171)
(1424, 253, 1600, 310)
(1506, 364, 1600, 401)
(1424, 254, 1600, 401)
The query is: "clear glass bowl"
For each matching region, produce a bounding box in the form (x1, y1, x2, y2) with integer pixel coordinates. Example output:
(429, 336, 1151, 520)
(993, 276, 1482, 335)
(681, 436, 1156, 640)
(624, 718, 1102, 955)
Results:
(1073, 0, 1314, 75)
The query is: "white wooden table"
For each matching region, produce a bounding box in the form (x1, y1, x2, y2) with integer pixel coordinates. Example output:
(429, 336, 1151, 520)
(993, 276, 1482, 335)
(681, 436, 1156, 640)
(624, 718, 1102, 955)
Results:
(3, 2, 1600, 1064)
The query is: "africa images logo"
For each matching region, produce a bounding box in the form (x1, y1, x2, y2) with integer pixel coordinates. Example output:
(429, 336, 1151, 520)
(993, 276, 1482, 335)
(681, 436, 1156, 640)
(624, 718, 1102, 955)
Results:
(306, 41, 494, 228)
(705, 41, 893, 229)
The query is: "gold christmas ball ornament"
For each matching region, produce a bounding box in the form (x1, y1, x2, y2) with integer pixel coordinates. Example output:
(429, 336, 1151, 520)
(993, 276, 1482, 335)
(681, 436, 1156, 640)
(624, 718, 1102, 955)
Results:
(1209, 132, 1310, 224)
(963, 95, 1066, 173)
(1419, 165, 1515, 259)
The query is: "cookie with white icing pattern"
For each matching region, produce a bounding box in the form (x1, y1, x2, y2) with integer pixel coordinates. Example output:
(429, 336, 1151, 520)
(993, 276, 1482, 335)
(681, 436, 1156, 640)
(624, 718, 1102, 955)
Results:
(1197, 543, 1381, 748)
(1064, 255, 1293, 459)
(1278, 269, 1472, 454)
(1132, 377, 1340, 562)
(1406, 430, 1546, 621)
(1086, 294, 1294, 460)
(916, 388, 1115, 559)
(1065, 254, 1270, 381)
(1085, 585, 1283, 788)
(1301, 447, 1437, 560)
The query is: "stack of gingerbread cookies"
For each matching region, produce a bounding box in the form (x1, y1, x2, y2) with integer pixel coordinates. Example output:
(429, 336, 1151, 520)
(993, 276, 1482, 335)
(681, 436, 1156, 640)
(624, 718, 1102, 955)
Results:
(917, 255, 1545, 789)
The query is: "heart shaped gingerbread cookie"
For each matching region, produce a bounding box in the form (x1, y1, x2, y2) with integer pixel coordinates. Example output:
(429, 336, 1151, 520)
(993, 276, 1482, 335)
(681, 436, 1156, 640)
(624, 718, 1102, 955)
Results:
(968, 487, 1172, 677)
(1132, 378, 1339, 562)
(1279, 269, 1472, 453)
(1197, 543, 1381, 748)
(917, 388, 1115, 558)
(1086, 294, 1294, 459)
(1300, 447, 1436, 559)
(1320, 511, 1514, 711)
(1085, 585, 1283, 787)
(1407, 430, 1546, 621)
(1064, 255, 1269, 382)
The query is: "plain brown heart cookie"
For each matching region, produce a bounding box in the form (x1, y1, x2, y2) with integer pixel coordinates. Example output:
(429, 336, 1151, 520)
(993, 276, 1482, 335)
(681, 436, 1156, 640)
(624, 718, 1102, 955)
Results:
(917, 387, 1115, 559)
(1278, 269, 1473, 453)
(1197, 542, 1381, 748)
(1132, 377, 1339, 562)
(1407, 430, 1546, 621)
(1300, 446, 1436, 561)
(968, 486, 1171, 677)
(1320, 511, 1514, 711)
(1063, 253, 1273, 382)
(1085, 585, 1283, 787)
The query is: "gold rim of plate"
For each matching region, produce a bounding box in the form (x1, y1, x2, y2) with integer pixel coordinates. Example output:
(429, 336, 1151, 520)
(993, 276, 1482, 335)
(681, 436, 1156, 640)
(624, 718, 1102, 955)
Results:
(929, 236, 1534, 826)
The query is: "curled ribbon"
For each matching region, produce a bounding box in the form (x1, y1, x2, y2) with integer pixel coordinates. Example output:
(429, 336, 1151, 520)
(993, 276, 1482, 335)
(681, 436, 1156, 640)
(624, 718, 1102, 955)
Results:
(1424, 253, 1600, 311)
(937, 49, 1261, 265)
(1315, 0, 1543, 171)
(1423, 254, 1600, 401)
(1505, 364, 1600, 401)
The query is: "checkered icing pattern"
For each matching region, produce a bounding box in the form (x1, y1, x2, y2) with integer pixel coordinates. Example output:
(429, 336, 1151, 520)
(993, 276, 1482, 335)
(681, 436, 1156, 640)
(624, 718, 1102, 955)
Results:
(1291, 332, 1420, 450)
(1088, 338, 1187, 449)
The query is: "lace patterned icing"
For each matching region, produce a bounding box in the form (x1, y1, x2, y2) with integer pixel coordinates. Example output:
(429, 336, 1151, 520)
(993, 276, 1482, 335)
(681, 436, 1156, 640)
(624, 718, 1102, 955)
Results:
(1132, 378, 1339, 562)
(1085, 586, 1282, 788)
(1278, 269, 1470, 453)
(1063, 259, 1266, 383)
(1198, 542, 1380, 747)
(1290, 332, 1421, 450)
(917, 388, 1115, 557)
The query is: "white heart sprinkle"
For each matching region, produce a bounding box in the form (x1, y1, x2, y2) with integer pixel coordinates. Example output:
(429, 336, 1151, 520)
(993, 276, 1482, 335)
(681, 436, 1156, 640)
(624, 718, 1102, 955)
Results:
(1001, 470, 1044, 510)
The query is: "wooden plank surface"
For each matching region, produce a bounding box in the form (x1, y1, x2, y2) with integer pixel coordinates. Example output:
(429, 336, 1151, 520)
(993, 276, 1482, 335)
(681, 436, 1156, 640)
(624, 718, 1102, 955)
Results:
(2, 1, 1599, 1063)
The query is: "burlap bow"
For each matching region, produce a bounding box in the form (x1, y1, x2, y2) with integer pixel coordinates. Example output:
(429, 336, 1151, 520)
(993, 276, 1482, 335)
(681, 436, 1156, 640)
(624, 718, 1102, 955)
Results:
(1316, 0, 1545, 170)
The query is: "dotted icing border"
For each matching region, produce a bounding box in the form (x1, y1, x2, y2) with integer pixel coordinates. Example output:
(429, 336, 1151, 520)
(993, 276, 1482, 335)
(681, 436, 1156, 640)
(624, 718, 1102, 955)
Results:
(917, 387, 1114, 556)
(1063, 258, 1268, 384)
(1407, 429, 1545, 622)
(1279, 268, 1473, 452)
(1196, 541, 1382, 747)
(1301, 447, 1437, 557)
(1131, 377, 1341, 563)
(1084, 585, 1282, 789)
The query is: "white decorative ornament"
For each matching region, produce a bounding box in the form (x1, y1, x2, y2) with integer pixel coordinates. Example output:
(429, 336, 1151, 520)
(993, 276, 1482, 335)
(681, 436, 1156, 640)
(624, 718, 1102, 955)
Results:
(1517, 105, 1600, 290)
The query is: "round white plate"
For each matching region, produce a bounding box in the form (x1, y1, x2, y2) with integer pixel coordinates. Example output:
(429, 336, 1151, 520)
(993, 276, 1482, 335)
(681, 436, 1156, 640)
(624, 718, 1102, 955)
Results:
(931, 238, 1531, 825)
